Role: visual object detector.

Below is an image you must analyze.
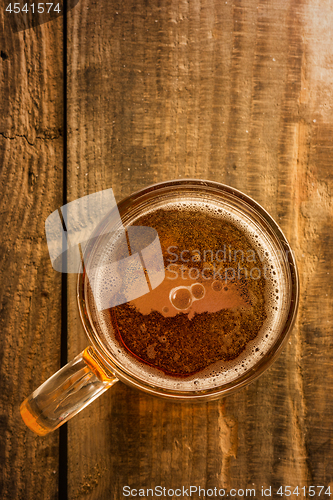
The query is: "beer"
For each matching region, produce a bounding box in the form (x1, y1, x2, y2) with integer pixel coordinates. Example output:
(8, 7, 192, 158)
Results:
(88, 192, 289, 393)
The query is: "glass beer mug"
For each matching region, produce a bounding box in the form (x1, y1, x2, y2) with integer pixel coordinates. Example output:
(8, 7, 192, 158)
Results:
(20, 180, 299, 435)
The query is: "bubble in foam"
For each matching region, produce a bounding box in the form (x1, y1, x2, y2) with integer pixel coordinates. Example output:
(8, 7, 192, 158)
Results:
(212, 280, 223, 292)
(191, 283, 205, 299)
(170, 287, 192, 310)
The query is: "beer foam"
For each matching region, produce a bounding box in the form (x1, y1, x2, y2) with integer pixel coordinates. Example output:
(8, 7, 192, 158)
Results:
(86, 196, 291, 392)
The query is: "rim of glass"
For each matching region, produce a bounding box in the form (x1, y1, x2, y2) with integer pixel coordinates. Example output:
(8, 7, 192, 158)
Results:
(77, 179, 299, 401)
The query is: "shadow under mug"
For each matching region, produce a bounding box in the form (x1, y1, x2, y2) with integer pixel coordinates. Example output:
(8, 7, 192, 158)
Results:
(21, 180, 299, 435)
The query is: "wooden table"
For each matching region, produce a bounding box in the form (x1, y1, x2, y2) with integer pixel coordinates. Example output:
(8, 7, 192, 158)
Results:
(1, 0, 333, 498)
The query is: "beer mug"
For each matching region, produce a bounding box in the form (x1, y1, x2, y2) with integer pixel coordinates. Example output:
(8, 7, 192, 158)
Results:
(21, 180, 299, 435)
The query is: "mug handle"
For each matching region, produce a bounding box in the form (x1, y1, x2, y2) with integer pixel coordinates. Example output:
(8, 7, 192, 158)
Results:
(20, 346, 118, 435)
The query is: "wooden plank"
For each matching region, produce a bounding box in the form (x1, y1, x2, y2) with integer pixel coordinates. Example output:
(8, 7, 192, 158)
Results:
(228, 0, 333, 491)
(0, 16, 63, 500)
(67, 0, 333, 498)
(293, 0, 333, 486)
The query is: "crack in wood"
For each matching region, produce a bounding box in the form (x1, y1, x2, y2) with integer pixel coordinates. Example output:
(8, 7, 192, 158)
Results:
(0, 132, 62, 146)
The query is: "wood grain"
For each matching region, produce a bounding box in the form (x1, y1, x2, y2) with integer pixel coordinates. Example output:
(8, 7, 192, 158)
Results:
(0, 15, 63, 500)
(2, 0, 333, 498)
(67, 0, 333, 498)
